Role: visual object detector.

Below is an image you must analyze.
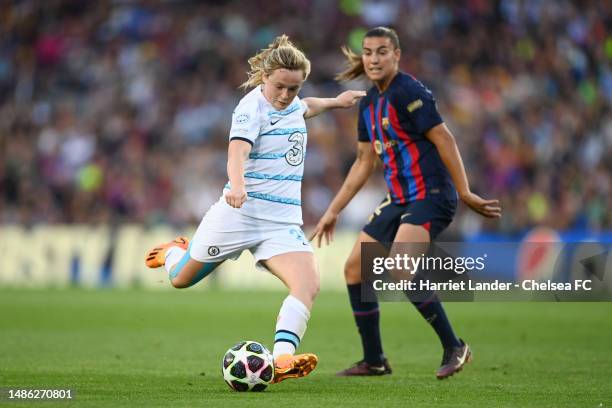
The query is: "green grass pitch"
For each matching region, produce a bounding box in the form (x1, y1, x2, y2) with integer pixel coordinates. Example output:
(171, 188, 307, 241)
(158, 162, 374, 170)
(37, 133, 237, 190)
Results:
(1, 289, 611, 407)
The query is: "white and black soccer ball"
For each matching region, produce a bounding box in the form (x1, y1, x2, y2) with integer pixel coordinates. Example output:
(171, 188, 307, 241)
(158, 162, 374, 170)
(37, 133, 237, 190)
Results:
(222, 341, 274, 391)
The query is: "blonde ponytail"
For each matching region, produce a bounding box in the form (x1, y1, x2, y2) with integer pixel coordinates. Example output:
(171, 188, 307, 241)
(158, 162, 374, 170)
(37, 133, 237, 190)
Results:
(240, 35, 311, 89)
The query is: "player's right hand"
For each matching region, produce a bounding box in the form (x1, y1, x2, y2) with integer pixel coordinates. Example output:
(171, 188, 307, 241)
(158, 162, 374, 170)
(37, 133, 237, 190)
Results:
(309, 210, 339, 248)
(335, 90, 367, 108)
(225, 187, 247, 208)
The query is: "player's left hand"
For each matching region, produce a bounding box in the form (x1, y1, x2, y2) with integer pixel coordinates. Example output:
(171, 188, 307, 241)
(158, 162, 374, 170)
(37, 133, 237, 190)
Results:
(335, 90, 366, 108)
(461, 192, 502, 218)
(309, 209, 339, 247)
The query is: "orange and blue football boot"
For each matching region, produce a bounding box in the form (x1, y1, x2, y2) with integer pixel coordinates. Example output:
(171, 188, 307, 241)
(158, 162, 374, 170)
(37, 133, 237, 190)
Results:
(271, 353, 318, 384)
(144, 236, 189, 268)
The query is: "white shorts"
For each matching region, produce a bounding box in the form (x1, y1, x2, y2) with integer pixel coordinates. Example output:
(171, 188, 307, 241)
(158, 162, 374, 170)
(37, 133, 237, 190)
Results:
(190, 198, 313, 266)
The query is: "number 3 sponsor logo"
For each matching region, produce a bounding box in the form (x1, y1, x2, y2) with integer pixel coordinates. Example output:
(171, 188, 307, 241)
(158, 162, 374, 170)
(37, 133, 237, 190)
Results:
(285, 132, 304, 166)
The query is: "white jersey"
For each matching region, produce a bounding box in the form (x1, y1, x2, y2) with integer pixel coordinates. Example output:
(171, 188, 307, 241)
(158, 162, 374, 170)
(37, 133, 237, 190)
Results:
(225, 86, 308, 224)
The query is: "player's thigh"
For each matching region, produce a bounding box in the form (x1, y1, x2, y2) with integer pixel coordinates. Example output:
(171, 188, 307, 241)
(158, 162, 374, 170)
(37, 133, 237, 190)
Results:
(389, 196, 456, 279)
(393, 223, 431, 243)
(388, 224, 431, 281)
(262, 251, 319, 307)
(179, 199, 257, 288)
(351, 196, 405, 283)
(344, 231, 381, 285)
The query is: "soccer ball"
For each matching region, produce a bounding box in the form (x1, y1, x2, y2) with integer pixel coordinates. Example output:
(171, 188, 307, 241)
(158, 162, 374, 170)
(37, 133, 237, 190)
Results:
(222, 341, 274, 391)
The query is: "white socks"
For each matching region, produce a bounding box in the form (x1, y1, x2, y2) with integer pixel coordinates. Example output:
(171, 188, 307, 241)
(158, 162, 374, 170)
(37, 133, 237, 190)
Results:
(164, 247, 186, 276)
(273, 295, 310, 358)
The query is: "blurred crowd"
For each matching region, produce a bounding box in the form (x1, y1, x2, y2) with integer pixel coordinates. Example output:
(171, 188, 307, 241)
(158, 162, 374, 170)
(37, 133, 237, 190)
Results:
(0, 0, 610, 236)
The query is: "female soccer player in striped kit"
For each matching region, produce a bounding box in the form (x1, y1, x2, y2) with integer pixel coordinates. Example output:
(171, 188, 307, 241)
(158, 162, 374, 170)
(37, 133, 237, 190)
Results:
(145, 35, 364, 384)
(311, 27, 501, 379)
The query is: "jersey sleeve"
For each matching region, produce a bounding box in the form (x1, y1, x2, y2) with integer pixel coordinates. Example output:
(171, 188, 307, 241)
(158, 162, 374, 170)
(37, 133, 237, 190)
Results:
(357, 98, 369, 142)
(229, 99, 260, 145)
(397, 83, 443, 134)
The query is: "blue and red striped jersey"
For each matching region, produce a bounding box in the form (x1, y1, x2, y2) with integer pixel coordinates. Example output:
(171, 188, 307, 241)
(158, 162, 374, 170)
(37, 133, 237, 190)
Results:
(358, 72, 456, 204)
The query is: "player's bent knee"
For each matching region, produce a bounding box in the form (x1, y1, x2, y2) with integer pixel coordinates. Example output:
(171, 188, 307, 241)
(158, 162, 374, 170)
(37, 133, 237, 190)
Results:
(294, 276, 319, 304)
(169, 260, 219, 289)
(344, 258, 361, 284)
(310, 279, 320, 299)
(389, 267, 412, 283)
(170, 277, 190, 289)
(170, 279, 186, 289)
(303, 273, 320, 300)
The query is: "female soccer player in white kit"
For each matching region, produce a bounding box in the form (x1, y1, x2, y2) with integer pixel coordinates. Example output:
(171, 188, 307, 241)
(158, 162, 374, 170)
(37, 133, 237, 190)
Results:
(145, 35, 364, 383)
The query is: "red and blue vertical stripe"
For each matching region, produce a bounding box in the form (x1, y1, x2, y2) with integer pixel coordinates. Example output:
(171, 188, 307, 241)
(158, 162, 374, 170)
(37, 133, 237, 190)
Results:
(387, 101, 426, 200)
(363, 96, 426, 203)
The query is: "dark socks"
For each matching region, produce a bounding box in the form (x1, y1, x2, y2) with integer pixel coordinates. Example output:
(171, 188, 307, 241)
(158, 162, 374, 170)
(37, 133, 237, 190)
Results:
(408, 290, 461, 349)
(347, 283, 385, 365)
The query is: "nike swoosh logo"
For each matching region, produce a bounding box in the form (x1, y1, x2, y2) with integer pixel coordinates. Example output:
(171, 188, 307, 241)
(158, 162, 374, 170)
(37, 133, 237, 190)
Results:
(457, 347, 468, 365)
(400, 213, 412, 220)
(270, 118, 281, 125)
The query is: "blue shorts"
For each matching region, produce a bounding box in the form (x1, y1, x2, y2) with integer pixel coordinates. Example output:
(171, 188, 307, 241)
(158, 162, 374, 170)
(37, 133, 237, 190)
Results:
(362, 193, 457, 243)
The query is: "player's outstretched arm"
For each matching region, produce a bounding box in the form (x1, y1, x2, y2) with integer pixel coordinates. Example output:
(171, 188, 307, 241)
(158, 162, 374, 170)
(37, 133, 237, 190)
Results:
(302, 90, 366, 119)
(226, 139, 252, 208)
(425, 123, 502, 218)
(309, 142, 377, 247)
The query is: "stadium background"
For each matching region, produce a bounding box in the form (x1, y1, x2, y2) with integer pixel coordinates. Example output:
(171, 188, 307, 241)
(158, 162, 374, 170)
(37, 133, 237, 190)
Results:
(0, 1, 611, 406)
(1, 0, 610, 288)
